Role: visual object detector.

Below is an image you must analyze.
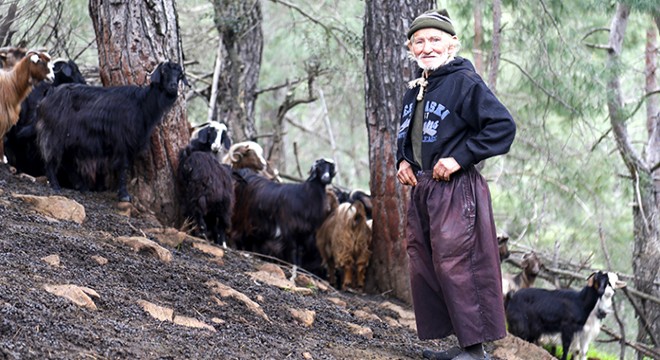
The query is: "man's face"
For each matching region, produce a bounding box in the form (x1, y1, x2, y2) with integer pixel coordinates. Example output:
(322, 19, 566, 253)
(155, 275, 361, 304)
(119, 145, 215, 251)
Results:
(408, 28, 455, 71)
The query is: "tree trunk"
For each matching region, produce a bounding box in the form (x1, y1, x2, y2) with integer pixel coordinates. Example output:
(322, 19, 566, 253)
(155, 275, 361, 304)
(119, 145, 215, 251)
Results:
(472, 0, 484, 76)
(211, 0, 263, 142)
(606, 4, 660, 356)
(88, 0, 188, 226)
(0, 1, 17, 47)
(363, 0, 434, 303)
(487, 0, 502, 92)
(643, 21, 660, 355)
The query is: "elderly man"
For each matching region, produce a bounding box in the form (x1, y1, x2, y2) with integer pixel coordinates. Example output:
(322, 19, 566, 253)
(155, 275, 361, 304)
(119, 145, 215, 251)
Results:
(395, 9, 516, 360)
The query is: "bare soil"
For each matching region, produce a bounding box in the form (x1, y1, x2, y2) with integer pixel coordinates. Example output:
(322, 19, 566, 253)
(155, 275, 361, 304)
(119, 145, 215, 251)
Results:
(0, 164, 546, 360)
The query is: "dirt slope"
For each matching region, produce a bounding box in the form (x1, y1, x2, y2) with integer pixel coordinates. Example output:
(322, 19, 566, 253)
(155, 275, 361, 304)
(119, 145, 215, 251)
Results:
(0, 165, 550, 360)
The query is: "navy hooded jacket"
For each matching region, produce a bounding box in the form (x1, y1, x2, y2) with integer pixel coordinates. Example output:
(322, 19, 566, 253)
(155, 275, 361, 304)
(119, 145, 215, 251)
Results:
(396, 57, 516, 172)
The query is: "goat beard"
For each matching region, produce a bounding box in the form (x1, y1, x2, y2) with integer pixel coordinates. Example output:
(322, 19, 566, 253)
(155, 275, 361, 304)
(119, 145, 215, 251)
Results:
(408, 52, 454, 71)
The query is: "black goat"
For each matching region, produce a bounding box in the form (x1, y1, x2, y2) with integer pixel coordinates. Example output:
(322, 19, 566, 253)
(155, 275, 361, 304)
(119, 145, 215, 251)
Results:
(505, 271, 609, 360)
(331, 187, 372, 220)
(5, 59, 86, 178)
(177, 141, 234, 247)
(231, 158, 336, 274)
(36, 61, 188, 201)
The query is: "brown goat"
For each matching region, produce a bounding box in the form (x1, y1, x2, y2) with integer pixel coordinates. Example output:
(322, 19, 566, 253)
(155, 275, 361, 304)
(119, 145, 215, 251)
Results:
(222, 141, 281, 181)
(498, 233, 510, 263)
(0, 50, 53, 159)
(316, 200, 373, 290)
(502, 251, 542, 296)
(0, 46, 27, 69)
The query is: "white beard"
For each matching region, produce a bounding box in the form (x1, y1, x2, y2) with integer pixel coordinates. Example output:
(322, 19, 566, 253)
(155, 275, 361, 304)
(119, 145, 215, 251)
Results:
(411, 52, 454, 71)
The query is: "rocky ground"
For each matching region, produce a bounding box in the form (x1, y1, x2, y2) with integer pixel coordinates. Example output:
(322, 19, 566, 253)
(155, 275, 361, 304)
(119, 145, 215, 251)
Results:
(0, 164, 553, 360)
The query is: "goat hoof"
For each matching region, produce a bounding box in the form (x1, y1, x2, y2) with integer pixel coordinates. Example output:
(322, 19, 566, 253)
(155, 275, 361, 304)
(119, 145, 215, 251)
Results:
(118, 195, 131, 203)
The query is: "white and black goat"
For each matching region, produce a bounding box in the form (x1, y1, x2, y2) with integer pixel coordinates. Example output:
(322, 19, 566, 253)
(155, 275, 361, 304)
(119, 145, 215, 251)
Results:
(541, 272, 627, 360)
(177, 122, 233, 247)
(36, 61, 188, 201)
(231, 158, 336, 275)
(505, 271, 610, 360)
(5, 59, 86, 178)
(571, 272, 626, 360)
(1, 50, 53, 160)
(188, 121, 231, 162)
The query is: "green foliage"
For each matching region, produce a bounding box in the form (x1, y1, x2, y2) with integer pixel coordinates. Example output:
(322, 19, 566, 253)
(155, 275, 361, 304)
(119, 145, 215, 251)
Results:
(256, 0, 367, 189)
(475, 0, 659, 277)
(542, 343, 619, 360)
(0, 0, 96, 63)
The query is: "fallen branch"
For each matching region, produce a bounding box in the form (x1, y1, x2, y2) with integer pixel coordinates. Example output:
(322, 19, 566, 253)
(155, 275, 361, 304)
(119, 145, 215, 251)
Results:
(600, 325, 660, 359)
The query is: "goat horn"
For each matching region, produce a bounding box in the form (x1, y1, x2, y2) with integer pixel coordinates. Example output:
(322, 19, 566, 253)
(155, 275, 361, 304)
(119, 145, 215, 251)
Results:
(230, 151, 242, 162)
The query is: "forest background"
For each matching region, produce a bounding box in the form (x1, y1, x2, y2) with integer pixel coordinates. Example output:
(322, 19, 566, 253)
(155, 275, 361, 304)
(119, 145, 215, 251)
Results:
(1, 0, 659, 359)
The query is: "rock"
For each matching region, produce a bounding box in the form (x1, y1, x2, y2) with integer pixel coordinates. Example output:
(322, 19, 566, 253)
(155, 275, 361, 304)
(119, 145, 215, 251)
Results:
(289, 308, 315, 327)
(327, 297, 347, 308)
(136, 300, 174, 322)
(383, 316, 400, 328)
(343, 321, 373, 339)
(492, 334, 556, 360)
(211, 296, 227, 307)
(172, 315, 216, 332)
(41, 254, 61, 267)
(13, 194, 85, 224)
(293, 273, 314, 287)
(206, 280, 270, 322)
(247, 270, 314, 295)
(16, 173, 37, 183)
(145, 227, 188, 248)
(137, 300, 215, 332)
(115, 201, 138, 217)
(293, 273, 329, 292)
(43, 284, 99, 310)
(114, 236, 172, 263)
(258, 263, 285, 278)
(192, 242, 225, 259)
(211, 317, 225, 325)
(91, 255, 108, 265)
(380, 301, 416, 331)
(353, 309, 381, 322)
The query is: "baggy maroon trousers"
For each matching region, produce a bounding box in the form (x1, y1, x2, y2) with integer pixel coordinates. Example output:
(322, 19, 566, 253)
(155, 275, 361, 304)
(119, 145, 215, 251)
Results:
(406, 167, 507, 347)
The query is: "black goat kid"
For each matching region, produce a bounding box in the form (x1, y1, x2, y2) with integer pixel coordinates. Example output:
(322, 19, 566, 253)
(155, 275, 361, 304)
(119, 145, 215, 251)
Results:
(36, 61, 188, 201)
(232, 158, 336, 275)
(505, 271, 609, 360)
(178, 145, 234, 247)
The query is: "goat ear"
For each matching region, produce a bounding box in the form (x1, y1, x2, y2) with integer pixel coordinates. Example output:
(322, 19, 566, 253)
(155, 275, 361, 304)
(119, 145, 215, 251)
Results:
(150, 63, 163, 84)
(222, 132, 232, 150)
(353, 212, 364, 228)
(61, 64, 73, 77)
(614, 280, 627, 289)
(197, 128, 209, 144)
(180, 71, 190, 87)
(586, 272, 596, 287)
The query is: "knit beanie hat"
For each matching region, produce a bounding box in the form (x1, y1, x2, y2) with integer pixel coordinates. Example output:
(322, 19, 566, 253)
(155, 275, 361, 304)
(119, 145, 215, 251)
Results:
(406, 9, 456, 39)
